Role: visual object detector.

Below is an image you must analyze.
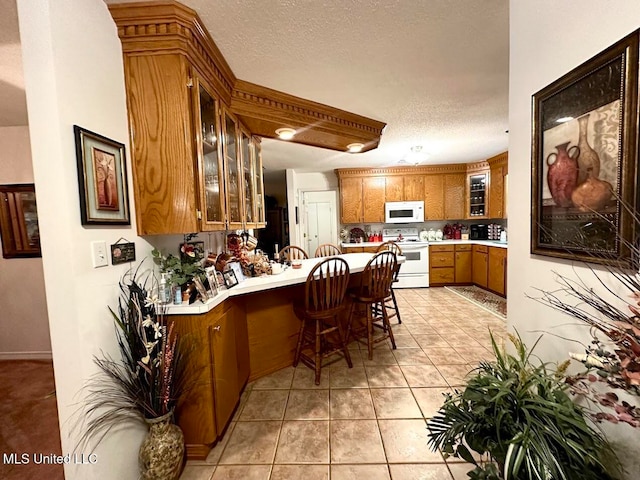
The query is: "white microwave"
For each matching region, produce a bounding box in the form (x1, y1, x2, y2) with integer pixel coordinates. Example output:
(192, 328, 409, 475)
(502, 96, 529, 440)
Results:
(385, 201, 424, 224)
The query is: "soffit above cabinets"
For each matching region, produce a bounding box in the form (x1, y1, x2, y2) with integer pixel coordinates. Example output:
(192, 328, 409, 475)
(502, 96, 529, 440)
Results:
(108, 0, 386, 154)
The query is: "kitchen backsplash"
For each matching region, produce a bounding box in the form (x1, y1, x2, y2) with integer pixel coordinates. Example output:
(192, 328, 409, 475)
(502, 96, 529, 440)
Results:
(341, 219, 507, 240)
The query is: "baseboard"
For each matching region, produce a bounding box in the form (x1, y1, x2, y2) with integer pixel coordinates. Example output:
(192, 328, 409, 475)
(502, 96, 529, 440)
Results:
(0, 351, 53, 360)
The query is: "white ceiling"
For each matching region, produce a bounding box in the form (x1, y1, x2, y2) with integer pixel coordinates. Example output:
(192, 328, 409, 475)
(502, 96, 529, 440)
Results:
(4, 0, 510, 175)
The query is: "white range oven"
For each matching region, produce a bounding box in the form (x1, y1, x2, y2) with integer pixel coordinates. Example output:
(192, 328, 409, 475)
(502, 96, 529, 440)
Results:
(382, 228, 429, 288)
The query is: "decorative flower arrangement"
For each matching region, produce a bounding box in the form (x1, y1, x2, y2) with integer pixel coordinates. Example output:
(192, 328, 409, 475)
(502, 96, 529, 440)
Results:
(532, 200, 640, 428)
(152, 234, 205, 288)
(226, 232, 271, 277)
(74, 266, 192, 451)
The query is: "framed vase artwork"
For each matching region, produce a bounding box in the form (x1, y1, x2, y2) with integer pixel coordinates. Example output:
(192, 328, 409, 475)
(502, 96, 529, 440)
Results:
(531, 30, 640, 266)
(0, 184, 41, 258)
(74, 125, 130, 225)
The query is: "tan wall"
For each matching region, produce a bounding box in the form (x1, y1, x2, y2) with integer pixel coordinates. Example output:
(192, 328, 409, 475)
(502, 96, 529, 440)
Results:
(0, 126, 51, 358)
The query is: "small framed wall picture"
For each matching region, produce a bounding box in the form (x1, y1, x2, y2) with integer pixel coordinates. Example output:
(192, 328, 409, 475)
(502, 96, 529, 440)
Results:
(222, 268, 239, 289)
(73, 125, 130, 225)
(205, 266, 219, 296)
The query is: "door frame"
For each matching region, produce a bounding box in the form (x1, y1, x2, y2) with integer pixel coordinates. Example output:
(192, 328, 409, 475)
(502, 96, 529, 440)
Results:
(300, 189, 339, 254)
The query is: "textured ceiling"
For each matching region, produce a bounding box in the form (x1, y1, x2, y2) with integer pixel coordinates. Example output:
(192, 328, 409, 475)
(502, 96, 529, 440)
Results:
(0, 0, 28, 126)
(7, 0, 510, 174)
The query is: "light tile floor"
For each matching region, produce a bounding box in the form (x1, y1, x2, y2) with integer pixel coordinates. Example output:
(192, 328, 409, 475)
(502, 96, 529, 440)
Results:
(181, 287, 506, 480)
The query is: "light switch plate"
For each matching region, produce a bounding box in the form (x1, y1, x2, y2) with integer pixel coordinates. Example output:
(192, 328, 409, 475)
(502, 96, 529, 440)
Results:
(91, 241, 108, 268)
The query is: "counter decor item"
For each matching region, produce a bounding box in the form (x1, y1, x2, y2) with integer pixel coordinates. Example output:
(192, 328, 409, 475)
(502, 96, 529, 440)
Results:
(427, 333, 620, 480)
(73, 266, 192, 480)
(531, 30, 640, 266)
(152, 234, 206, 296)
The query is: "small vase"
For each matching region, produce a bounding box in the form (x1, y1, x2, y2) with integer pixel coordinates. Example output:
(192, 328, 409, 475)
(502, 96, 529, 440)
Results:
(546, 141, 579, 208)
(139, 411, 185, 480)
(576, 114, 601, 185)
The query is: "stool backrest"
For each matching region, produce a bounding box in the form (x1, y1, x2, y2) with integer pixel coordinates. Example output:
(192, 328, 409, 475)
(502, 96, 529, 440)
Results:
(314, 243, 342, 258)
(360, 251, 397, 300)
(304, 257, 350, 314)
(376, 241, 402, 256)
(279, 245, 309, 261)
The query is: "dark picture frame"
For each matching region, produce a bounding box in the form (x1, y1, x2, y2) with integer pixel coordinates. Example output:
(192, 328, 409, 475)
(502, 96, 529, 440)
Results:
(222, 268, 238, 289)
(0, 184, 41, 258)
(74, 125, 130, 225)
(531, 30, 640, 266)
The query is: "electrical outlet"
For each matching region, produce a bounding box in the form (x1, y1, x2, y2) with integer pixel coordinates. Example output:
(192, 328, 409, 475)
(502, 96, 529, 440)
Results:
(91, 241, 108, 268)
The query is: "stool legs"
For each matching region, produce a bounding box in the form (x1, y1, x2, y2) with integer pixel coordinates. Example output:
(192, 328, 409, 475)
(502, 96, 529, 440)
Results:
(391, 288, 402, 324)
(293, 319, 307, 367)
(336, 317, 353, 369)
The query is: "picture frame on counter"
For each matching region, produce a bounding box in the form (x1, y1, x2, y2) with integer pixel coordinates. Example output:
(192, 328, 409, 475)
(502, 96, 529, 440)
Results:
(73, 125, 130, 225)
(530, 30, 640, 266)
(205, 266, 219, 296)
(222, 268, 239, 289)
(193, 276, 210, 302)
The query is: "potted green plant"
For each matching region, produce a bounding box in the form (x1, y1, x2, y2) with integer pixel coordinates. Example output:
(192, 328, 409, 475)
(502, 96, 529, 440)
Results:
(151, 234, 205, 294)
(74, 266, 192, 480)
(427, 333, 620, 480)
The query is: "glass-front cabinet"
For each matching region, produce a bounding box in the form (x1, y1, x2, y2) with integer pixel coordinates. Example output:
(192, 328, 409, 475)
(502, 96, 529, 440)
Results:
(240, 129, 254, 225)
(223, 109, 243, 227)
(194, 78, 226, 230)
(252, 137, 265, 225)
(467, 172, 488, 218)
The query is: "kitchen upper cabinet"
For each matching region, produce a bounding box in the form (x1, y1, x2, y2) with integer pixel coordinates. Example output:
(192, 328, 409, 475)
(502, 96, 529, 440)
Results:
(444, 173, 466, 220)
(252, 138, 266, 226)
(488, 247, 507, 296)
(339, 176, 385, 223)
(404, 175, 425, 201)
(472, 244, 489, 288)
(385, 176, 404, 202)
(362, 177, 385, 223)
(424, 175, 444, 220)
(340, 177, 364, 224)
(488, 152, 508, 219)
(223, 109, 243, 228)
(124, 54, 201, 234)
(467, 169, 489, 219)
(195, 77, 226, 231)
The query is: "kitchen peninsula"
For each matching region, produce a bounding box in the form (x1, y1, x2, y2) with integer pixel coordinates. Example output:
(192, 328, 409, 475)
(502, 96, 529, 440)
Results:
(167, 252, 403, 459)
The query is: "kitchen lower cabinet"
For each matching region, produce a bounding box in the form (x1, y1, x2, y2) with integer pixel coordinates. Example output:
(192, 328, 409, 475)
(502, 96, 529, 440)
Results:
(454, 244, 472, 284)
(488, 247, 507, 296)
(472, 245, 489, 288)
(170, 300, 248, 460)
(429, 245, 455, 285)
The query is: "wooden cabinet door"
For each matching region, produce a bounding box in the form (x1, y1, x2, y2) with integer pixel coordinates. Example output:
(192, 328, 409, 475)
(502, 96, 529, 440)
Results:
(472, 247, 488, 288)
(444, 174, 465, 220)
(385, 176, 404, 202)
(340, 177, 363, 224)
(362, 177, 385, 223)
(404, 175, 425, 201)
(488, 247, 507, 296)
(126, 54, 199, 234)
(489, 166, 505, 219)
(210, 310, 240, 433)
(424, 175, 444, 220)
(455, 250, 472, 284)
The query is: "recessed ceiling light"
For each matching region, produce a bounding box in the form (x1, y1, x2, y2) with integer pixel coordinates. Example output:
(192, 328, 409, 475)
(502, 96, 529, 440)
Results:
(556, 116, 574, 123)
(275, 128, 296, 140)
(346, 143, 364, 153)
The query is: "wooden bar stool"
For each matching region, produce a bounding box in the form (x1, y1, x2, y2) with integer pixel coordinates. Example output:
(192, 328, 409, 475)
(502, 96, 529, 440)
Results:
(375, 241, 402, 324)
(293, 257, 352, 385)
(279, 245, 309, 261)
(347, 251, 397, 360)
(314, 243, 342, 257)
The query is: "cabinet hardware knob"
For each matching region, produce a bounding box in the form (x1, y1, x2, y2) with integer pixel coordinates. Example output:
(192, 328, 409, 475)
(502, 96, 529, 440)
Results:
(213, 325, 221, 331)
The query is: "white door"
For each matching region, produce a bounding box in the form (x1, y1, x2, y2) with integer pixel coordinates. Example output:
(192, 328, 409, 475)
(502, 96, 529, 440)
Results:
(303, 191, 338, 256)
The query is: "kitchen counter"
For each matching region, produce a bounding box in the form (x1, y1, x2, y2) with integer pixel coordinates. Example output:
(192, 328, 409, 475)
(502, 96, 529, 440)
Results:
(166, 253, 403, 315)
(342, 240, 508, 249)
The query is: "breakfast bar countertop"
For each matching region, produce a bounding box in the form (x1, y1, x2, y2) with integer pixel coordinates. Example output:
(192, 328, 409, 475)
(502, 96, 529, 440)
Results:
(165, 252, 403, 316)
